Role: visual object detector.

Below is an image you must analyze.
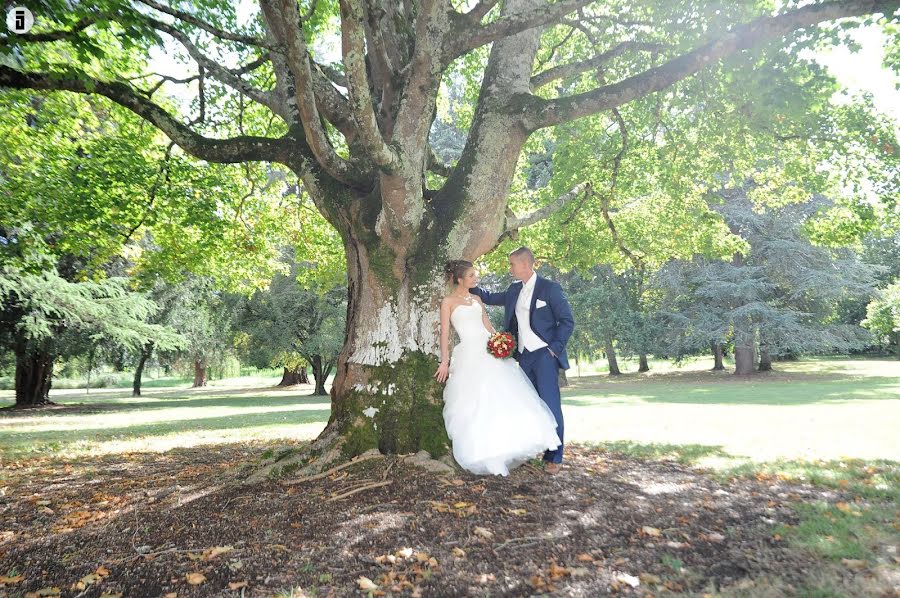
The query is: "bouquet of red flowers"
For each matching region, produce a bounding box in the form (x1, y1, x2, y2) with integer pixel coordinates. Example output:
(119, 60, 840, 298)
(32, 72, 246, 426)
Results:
(487, 331, 515, 359)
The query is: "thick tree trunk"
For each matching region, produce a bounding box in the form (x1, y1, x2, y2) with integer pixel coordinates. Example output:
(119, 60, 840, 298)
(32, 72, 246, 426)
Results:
(310, 356, 328, 396)
(605, 340, 621, 376)
(321, 232, 450, 459)
(638, 353, 650, 373)
(712, 341, 725, 371)
(277, 366, 309, 386)
(558, 368, 568, 388)
(132, 342, 154, 397)
(758, 348, 773, 372)
(192, 360, 207, 388)
(14, 348, 55, 408)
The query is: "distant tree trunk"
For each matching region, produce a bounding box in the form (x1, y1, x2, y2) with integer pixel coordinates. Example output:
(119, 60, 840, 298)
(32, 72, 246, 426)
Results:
(133, 342, 154, 397)
(192, 360, 207, 388)
(711, 341, 725, 371)
(558, 369, 569, 387)
(732, 254, 755, 376)
(605, 340, 621, 376)
(758, 348, 773, 372)
(310, 355, 329, 396)
(112, 350, 126, 372)
(638, 353, 650, 373)
(278, 366, 309, 386)
(14, 347, 55, 408)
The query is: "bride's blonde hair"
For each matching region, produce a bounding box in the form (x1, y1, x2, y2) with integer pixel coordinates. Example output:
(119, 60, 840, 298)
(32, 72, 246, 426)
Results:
(444, 260, 473, 286)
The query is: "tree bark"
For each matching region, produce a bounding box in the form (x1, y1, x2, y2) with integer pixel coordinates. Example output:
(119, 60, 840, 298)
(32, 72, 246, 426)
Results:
(711, 341, 725, 371)
(310, 355, 329, 396)
(558, 368, 568, 388)
(605, 340, 621, 376)
(277, 365, 309, 386)
(758, 348, 773, 372)
(732, 254, 756, 376)
(192, 360, 207, 388)
(132, 342, 154, 397)
(638, 353, 650, 373)
(14, 347, 55, 408)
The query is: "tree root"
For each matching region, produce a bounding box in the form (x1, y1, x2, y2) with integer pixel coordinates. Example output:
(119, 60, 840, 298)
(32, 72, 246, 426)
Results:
(280, 451, 382, 486)
(245, 426, 351, 484)
(246, 426, 459, 484)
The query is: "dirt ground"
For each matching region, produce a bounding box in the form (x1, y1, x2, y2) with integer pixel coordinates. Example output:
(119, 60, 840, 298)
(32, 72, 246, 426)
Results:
(0, 443, 885, 597)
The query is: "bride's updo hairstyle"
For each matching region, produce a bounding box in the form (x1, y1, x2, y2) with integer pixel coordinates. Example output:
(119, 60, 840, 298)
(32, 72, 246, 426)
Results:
(444, 260, 473, 286)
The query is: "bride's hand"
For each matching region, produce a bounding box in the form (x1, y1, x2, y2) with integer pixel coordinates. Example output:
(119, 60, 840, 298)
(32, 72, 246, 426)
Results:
(434, 361, 450, 383)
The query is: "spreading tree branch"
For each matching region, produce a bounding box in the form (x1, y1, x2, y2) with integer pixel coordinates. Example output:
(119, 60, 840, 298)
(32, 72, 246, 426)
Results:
(426, 145, 453, 177)
(339, 0, 400, 170)
(523, 0, 899, 130)
(136, 0, 277, 50)
(260, 0, 365, 187)
(450, 0, 595, 60)
(143, 16, 277, 113)
(466, 0, 501, 22)
(531, 41, 666, 89)
(504, 182, 590, 233)
(0, 65, 287, 165)
(0, 17, 97, 46)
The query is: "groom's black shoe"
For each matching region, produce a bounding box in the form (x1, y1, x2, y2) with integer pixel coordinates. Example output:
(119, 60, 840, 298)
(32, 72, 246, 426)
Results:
(544, 462, 561, 475)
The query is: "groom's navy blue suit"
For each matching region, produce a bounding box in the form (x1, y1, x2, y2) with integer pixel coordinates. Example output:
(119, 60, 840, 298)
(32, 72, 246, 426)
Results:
(470, 276, 574, 464)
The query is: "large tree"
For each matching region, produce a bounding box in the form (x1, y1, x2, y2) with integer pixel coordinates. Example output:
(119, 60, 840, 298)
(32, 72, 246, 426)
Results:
(1, 0, 896, 468)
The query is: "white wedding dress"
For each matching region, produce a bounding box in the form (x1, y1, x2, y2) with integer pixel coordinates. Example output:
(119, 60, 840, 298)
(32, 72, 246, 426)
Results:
(442, 300, 561, 476)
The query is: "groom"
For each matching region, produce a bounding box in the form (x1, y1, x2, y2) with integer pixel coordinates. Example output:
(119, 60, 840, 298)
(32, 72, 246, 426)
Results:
(470, 247, 575, 474)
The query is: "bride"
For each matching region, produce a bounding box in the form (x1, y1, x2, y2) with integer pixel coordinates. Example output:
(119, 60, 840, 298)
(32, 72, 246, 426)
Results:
(434, 260, 561, 476)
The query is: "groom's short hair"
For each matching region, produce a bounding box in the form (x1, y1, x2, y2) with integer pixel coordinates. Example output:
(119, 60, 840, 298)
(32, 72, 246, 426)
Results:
(509, 246, 535, 265)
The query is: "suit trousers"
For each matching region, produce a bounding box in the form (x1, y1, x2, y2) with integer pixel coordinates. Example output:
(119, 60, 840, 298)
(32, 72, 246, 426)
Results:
(518, 347, 564, 464)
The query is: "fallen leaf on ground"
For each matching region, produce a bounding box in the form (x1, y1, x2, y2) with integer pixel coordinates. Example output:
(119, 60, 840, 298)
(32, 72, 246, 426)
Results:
(185, 572, 206, 585)
(640, 572, 662, 585)
(507, 508, 527, 516)
(202, 545, 234, 560)
(0, 575, 24, 584)
(99, 593, 122, 598)
(357, 576, 378, 590)
(841, 558, 867, 569)
(25, 588, 61, 598)
(452, 547, 466, 558)
(473, 526, 493, 539)
(228, 581, 248, 590)
(72, 573, 102, 591)
(616, 572, 640, 588)
(548, 562, 569, 579)
(576, 553, 594, 562)
(396, 547, 414, 559)
(641, 526, 661, 537)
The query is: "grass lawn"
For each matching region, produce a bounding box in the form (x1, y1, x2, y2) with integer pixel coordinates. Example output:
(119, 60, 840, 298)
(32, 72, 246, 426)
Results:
(0, 356, 896, 462)
(0, 357, 897, 595)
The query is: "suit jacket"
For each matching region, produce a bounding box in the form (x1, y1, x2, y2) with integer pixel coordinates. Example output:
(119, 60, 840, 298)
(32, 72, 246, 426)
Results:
(471, 276, 574, 370)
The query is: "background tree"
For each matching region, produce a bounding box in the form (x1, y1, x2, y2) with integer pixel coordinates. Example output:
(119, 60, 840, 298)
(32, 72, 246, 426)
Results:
(862, 281, 900, 357)
(234, 256, 346, 396)
(1, 0, 896, 468)
(0, 238, 182, 407)
(654, 188, 877, 374)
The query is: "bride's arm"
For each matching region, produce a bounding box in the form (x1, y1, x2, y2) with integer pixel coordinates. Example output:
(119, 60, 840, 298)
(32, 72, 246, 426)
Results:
(434, 298, 452, 383)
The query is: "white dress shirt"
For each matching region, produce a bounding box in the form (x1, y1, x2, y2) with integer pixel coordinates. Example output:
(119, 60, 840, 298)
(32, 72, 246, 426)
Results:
(515, 273, 548, 353)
